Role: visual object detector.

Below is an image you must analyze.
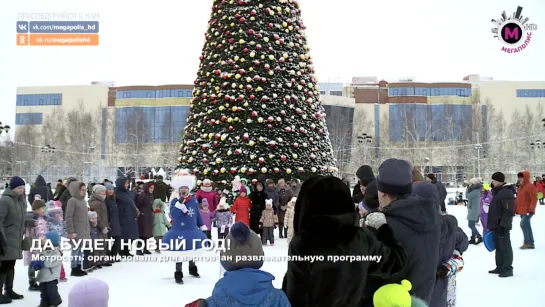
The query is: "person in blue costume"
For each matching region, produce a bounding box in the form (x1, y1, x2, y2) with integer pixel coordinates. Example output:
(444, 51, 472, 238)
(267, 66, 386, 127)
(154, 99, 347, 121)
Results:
(162, 171, 208, 284)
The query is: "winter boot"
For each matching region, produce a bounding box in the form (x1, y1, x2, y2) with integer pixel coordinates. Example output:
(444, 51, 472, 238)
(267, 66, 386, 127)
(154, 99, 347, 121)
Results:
(0, 274, 12, 304)
(5, 270, 23, 299)
(520, 244, 531, 249)
(488, 268, 500, 274)
(174, 271, 184, 284)
(70, 266, 87, 277)
(499, 270, 513, 278)
(28, 278, 39, 292)
(188, 262, 200, 278)
(474, 234, 483, 245)
(468, 236, 475, 244)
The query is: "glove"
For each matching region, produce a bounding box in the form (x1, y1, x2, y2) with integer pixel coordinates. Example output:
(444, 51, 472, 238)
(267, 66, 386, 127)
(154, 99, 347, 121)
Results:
(436, 265, 449, 280)
(274, 223, 278, 229)
(529, 212, 535, 216)
(175, 202, 188, 213)
(483, 204, 489, 213)
(199, 225, 208, 231)
(364, 212, 387, 230)
(102, 228, 109, 234)
(68, 233, 77, 239)
(259, 223, 263, 228)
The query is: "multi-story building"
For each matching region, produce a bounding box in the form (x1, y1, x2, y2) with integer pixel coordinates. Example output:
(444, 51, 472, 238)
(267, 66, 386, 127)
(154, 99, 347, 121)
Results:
(14, 82, 354, 181)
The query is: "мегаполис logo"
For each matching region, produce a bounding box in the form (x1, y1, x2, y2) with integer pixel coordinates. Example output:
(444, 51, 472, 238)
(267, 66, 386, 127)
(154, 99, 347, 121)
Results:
(491, 6, 537, 53)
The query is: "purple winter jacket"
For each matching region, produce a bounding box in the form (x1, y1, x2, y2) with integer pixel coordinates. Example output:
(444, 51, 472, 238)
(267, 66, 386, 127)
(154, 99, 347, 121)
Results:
(199, 209, 216, 230)
(213, 209, 232, 228)
(479, 190, 492, 233)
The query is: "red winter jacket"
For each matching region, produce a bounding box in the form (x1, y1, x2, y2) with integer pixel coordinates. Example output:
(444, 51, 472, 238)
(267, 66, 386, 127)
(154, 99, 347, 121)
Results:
(535, 180, 545, 195)
(231, 195, 251, 226)
(515, 171, 538, 215)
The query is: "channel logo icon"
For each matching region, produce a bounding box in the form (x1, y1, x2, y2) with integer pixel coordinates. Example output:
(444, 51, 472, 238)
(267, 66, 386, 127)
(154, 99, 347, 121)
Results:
(491, 6, 537, 53)
(17, 21, 29, 33)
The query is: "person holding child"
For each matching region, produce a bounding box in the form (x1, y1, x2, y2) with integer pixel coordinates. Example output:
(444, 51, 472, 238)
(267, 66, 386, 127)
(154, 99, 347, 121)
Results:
(31, 231, 63, 307)
(259, 199, 278, 245)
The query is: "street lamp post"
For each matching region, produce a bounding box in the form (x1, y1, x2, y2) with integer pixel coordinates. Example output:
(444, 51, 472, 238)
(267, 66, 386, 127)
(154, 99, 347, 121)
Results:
(41, 145, 56, 183)
(530, 140, 544, 174)
(357, 133, 373, 165)
(474, 144, 483, 179)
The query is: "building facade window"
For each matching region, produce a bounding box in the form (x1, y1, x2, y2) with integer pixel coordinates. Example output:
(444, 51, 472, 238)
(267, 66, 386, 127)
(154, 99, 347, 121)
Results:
(329, 90, 343, 96)
(116, 89, 193, 99)
(389, 87, 471, 97)
(16, 94, 62, 106)
(115, 106, 190, 144)
(15, 113, 43, 125)
(389, 104, 472, 142)
(517, 89, 545, 97)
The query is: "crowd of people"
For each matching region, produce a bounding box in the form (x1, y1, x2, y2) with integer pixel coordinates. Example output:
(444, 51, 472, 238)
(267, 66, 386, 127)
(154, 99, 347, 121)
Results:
(0, 162, 541, 306)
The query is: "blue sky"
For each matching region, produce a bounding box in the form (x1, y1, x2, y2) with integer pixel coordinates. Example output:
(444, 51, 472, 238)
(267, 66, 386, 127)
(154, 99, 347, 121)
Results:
(1, 0, 544, 130)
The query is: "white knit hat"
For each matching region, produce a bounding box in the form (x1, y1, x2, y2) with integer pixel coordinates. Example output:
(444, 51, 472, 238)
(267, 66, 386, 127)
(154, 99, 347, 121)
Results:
(290, 197, 297, 203)
(203, 179, 212, 186)
(218, 197, 229, 209)
(265, 199, 273, 206)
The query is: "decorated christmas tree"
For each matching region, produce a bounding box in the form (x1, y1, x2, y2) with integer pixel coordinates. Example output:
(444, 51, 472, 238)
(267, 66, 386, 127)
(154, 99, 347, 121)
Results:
(177, 0, 337, 183)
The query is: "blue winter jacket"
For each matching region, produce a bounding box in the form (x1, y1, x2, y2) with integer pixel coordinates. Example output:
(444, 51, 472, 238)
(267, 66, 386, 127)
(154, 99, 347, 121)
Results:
(204, 268, 290, 307)
(105, 195, 121, 237)
(115, 177, 139, 240)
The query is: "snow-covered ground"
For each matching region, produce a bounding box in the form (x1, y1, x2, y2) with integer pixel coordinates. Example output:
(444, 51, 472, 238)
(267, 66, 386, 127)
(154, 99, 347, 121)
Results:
(2, 187, 544, 306)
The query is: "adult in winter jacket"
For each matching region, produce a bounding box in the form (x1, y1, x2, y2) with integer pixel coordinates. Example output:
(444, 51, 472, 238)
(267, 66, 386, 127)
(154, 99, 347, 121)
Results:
(115, 177, 139, 256)
(264, 180, 279, 212)
(379, 160, 441, 304)
(515, 171, 538, 249)
(195, 179, 218, 211)
(276, 179, 293, 239)
(282, 176, 407, 307)
(290, 179, 301, 196)
(429, 214, 468, 307)
(426, 174, 447, 213)
(65, 181, 91, 276)
(466, 178, 483, 244)
(53, 181, 65, 200)
(352, 165, 375, 203)
(104, 182, 121, 259)
(88, 185, 110, 266)
(250, 181, 267, 235)
(28, 175, 52, 204)
(0, 176, 27, 303)
(136, 182, 154, 254)
(59, 177, 78, 214)
(153, 175, 172, 203)
(488, 172, 516, 277)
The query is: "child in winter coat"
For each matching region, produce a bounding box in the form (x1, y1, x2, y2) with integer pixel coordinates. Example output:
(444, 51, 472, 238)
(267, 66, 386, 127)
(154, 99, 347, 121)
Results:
(151, 199, 170, 253)
(199, 199, 216, 240)
(443, 251, 464, 307)
(479, 184, 492, 234)
(84, 211, 101, 272)
(230, 186, 251, 226)
(25, 199, 50, 291)
(259, 199, 278, 245)
(47, 201, 68, 282)
(196, 179, 218, 211)
(283, 197, 295, 245)
(373, 280, 428, 307)
(213, 198, 232, 244)
(31, 231, 63, 307)
(198, 222, 291, 307)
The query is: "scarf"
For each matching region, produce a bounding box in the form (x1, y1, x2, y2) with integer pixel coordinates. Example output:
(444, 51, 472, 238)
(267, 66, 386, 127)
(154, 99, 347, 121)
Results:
(154, 208, 162, 214)
(200, 186, 213, 193)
